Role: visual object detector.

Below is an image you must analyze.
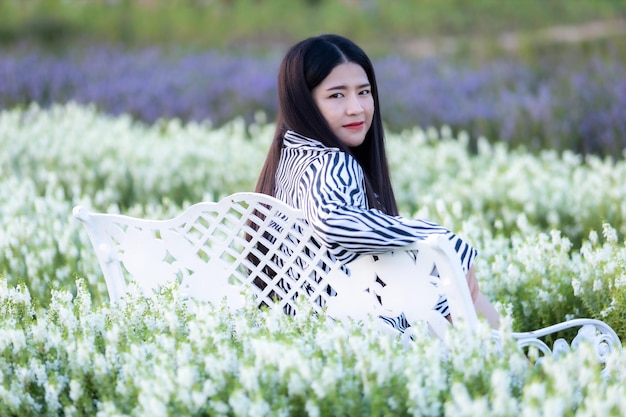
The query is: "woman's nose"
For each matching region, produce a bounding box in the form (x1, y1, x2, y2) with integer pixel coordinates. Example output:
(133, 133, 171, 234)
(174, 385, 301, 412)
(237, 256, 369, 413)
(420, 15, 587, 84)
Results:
(346, 93, 364, 114)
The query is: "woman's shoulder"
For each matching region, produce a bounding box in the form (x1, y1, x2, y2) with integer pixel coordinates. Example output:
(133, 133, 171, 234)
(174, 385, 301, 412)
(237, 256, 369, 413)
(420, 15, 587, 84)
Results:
(282, 130, 362, 174)
(284, 130, 338, 152)
(288, 143, 358, 169)
(283, 131, 346, 161)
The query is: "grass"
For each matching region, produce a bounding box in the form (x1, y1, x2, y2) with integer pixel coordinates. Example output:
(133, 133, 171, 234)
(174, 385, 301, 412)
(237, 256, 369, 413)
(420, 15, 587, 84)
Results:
(1, 0, 625, 57)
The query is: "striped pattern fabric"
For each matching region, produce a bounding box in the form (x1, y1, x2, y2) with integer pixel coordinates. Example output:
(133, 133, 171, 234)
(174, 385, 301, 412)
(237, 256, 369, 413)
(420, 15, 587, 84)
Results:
(273, 130, 478, 323)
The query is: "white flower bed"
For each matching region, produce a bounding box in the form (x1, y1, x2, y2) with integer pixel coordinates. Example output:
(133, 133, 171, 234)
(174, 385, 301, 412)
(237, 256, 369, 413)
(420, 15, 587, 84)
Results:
(1, 103, 625, 415)
(1, 279, 625, 416)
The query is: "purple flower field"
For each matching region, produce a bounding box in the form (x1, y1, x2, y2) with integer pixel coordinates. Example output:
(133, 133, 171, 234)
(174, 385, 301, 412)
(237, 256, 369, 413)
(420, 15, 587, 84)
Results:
(2, 45, 625, 156)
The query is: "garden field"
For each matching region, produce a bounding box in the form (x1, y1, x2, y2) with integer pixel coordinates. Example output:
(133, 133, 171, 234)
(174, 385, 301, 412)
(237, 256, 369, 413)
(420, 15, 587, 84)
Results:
(2, 0, 626, 415)
(1, 103, 626, 415)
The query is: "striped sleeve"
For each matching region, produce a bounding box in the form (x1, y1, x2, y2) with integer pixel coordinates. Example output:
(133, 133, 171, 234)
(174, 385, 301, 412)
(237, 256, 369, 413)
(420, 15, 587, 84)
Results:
(298, 151, 477, 272)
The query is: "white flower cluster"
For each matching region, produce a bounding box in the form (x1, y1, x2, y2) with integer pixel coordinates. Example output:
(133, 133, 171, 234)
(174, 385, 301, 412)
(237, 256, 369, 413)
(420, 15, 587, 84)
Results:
(1, 278, 625, 416)
(1, 103, 625, 414)
(388, 126, 626, 240)
(2, 102, 625, 326)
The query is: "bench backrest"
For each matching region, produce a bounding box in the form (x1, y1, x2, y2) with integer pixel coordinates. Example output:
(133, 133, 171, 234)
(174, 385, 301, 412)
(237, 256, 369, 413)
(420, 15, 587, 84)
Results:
(73, 192, 622, 376)
(73, 192, 479, 339)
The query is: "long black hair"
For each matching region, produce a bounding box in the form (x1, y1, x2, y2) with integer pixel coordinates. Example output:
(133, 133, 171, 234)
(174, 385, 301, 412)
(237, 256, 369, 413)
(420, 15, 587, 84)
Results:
(255, 34, 399, 216)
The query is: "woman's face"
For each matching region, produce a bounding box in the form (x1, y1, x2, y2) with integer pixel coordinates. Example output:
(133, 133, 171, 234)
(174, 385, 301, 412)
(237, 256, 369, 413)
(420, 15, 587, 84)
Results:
(312, 62, 374, 148)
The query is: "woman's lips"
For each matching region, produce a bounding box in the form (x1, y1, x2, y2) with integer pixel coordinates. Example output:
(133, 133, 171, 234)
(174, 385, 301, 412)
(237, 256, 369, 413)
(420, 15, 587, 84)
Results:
(343, 121, 365, 130)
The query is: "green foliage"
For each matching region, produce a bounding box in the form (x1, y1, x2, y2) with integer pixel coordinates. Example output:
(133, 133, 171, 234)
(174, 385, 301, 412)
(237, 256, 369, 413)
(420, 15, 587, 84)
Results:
(1, 0, 625, 57)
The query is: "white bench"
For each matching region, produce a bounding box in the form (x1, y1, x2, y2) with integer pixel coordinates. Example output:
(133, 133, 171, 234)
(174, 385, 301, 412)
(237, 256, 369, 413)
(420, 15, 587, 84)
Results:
(74, 192, 620, 360)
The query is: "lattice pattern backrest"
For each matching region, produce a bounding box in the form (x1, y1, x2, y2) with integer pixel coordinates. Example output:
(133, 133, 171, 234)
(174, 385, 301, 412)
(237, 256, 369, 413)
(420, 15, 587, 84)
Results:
(74, 192, 478, 339)
(74, 193, 349, 314)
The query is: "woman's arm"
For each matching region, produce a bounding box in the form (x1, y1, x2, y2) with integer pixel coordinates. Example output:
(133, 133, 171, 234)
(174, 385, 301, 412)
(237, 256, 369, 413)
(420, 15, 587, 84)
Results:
(299, 152, 477, 271)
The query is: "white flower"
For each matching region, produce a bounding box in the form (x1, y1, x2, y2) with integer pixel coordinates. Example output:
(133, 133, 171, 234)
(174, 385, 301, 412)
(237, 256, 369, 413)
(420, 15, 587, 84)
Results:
(304, 399, 321, 417)
(69, 379, 83, 402)
(229, 390, 251, 417)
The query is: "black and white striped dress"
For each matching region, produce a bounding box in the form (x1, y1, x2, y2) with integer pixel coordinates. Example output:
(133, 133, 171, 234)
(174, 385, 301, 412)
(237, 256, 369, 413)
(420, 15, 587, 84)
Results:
(273, 130, 477, 329)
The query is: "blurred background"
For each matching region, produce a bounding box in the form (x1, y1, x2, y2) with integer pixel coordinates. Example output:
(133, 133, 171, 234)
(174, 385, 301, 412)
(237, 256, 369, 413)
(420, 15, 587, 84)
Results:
(2, 0, 625, 57)
(1, 0, 626, 156)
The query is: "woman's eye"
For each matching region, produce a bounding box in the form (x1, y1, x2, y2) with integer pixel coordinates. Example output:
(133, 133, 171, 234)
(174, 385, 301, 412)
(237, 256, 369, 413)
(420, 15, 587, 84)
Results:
(330, 93, 344, 99)
(359, 89, 371, 96)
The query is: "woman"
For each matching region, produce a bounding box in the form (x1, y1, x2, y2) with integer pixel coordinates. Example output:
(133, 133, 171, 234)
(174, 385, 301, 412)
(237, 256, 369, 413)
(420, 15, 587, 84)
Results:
(255, 34, 499, 329)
